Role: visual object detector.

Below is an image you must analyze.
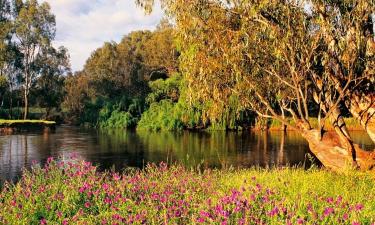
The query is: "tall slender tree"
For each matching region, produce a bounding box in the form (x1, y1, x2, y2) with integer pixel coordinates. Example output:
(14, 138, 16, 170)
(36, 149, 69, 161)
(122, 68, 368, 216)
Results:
(13, 0, 56, 119)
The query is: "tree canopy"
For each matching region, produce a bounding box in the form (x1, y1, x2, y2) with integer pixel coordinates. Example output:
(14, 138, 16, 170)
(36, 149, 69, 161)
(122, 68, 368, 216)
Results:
(136, 0, 375, 170)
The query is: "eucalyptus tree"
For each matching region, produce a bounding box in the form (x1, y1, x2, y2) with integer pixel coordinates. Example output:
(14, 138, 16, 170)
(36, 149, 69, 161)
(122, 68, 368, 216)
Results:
(137, 0, 375, 170)
(34, 46, 70, 118)
(0, 0, 11, 76)
(13, 0, 56, 119)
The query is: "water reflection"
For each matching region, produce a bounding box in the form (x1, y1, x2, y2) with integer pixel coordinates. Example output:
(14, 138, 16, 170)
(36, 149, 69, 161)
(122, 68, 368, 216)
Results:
(0, 126, 373, 183)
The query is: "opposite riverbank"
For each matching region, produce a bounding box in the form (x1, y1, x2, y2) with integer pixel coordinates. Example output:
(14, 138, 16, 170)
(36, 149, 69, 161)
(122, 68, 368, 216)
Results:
(0, 120, 56, 134)
(0, 158, 374, 224)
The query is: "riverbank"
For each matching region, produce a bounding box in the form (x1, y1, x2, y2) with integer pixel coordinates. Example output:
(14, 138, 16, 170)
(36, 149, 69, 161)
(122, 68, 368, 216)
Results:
(1, 158, 374, 224)
(267, 117, 363, 131)
(0, 120, 56, 134)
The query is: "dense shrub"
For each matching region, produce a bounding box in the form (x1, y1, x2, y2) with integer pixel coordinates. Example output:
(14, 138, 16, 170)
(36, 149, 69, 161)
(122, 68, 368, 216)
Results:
(99, 110, 138, 129)
(137, 100, 184, 131)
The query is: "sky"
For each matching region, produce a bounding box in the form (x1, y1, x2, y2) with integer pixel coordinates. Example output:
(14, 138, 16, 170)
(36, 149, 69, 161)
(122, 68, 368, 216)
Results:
(42, 0, 163, 72)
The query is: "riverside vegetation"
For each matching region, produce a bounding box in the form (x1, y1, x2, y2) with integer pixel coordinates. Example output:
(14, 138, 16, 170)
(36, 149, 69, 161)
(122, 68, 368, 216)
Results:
(0, 157, 374, 225)
(0, 0, 374, 224)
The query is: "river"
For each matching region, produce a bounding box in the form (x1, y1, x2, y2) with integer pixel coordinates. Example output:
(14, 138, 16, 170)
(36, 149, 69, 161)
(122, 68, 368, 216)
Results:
(0, 126, 373, 182)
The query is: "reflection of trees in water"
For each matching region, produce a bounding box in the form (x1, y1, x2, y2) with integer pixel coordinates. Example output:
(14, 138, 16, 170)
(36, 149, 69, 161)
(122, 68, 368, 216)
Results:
(134, 131, 310, 169)
(0, 135, 32, 183)
(1, 129, 373, 183)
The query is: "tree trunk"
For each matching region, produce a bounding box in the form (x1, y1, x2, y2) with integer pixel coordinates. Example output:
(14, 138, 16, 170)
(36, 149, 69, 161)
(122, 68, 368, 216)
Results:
(346, 93, 375, 143)
(301, 129, 375, 171)
(23, 88, 28, 120)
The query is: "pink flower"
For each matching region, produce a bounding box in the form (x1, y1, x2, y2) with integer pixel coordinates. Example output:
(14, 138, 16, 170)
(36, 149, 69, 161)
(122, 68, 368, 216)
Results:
(104, 197, 111, 204)
(268, 207, 279, 216)
(84, 202, 91, 208)
(197, 217, 205, 223)
(40, 218, 47, 225)
(355, 204, 364, 211)
(297, 218, 304, 224)
(102, 183, 109, 190)
(323, 207, 334, 217)
(47, 157, 54, 164)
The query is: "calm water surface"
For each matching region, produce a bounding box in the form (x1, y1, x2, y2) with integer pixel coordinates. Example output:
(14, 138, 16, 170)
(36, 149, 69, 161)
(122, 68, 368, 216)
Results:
(0, 126, 373, 182)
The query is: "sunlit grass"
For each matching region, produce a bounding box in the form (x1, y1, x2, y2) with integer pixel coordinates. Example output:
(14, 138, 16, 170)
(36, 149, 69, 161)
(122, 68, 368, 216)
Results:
(0, 158, 374, 224)
(0, 120, 56, 126)
(269, 117, 362, 130)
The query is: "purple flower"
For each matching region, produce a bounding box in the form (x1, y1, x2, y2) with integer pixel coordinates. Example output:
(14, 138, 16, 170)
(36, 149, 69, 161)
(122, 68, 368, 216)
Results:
(197, 217, 205, 223)
(47, 157, 54, 164)
(323, 207, 334, 217)
(355, 204, 364, 211)
(102, 183, 109, 190)
(297, 218, 304, 224)
(84, 202, 91, 208)
(269, 207, 280, 216)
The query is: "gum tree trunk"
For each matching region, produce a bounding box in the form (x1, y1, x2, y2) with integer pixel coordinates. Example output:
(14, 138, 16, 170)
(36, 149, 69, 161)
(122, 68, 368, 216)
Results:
(301, 129, 375, 171)
(346, 93, 375, 143)
(295, 105, 375, 171)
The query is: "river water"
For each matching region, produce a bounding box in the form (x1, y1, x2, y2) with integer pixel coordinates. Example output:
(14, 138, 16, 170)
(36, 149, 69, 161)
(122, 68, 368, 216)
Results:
(0, 126, 373, 182)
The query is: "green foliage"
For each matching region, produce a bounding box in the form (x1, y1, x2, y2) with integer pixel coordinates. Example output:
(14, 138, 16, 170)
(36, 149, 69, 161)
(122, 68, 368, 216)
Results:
(146, 73, 181, 104)
(137, 100, 184, 131)
(63, 23, 178, 126)
(97, 98, 142, 129)
(138, 74, 204, 131)
(99, 110, 137, 129)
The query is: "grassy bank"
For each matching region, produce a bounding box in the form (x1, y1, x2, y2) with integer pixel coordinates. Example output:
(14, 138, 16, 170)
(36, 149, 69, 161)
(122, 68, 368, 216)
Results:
(0, 120, 56, 133)
(269, 117, 362, 131)
(0, 158, 374, 224)
(0, 120, 56, 126)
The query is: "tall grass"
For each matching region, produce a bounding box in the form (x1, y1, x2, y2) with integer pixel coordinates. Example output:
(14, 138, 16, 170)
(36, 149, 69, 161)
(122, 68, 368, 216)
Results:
(1, 158, 374, 224)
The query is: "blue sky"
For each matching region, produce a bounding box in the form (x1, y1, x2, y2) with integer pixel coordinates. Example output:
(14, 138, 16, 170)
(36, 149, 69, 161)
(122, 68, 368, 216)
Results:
(43, 0, 163, 72)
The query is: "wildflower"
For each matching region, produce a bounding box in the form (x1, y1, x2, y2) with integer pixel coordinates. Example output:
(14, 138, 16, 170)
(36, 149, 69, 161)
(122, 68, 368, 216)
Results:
(323, 207, 334, 217)
(355, 203, 364, 211)
(197, 217, 205, 223)
(40, 218, 47, 225)
(326, 197, 334, 204)
(269, 207, 279, 216)
(297, 218, 304, 224)
(104, 197, 111, 204)
(84, 202, 91, 208)
(102, 183, 110, 190)
(47, 157, 54, 164)
(352, 222, 360, 225)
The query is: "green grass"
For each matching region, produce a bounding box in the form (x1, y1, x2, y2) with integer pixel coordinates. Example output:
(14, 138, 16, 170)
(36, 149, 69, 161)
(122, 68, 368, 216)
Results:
(0, 158, 374, 224)
(0, 120, 56, 126)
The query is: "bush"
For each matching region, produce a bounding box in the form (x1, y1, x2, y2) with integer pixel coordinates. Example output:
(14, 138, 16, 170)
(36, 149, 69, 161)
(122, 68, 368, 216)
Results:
(99, 110, 137, 129)
(137, 100, 184, 131)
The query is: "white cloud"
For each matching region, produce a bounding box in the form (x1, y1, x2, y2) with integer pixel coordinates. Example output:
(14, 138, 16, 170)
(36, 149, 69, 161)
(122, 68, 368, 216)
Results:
(41, 0, 163, 71)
